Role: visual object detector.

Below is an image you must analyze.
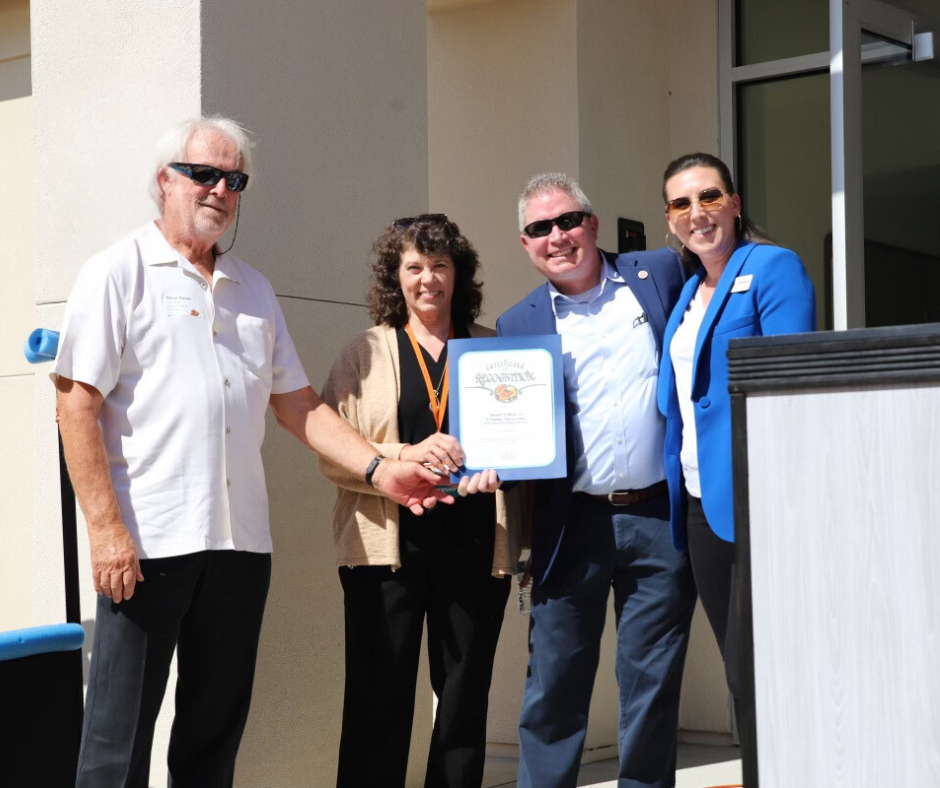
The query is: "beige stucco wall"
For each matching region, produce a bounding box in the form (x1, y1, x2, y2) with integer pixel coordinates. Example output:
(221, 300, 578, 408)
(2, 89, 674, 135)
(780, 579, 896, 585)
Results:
(428, 0, 583, 750)
(29, 1, 204, 783)
(17, 0, 729, 785)
(199, 2, 433, 784)
(428, 0, 731, 751)
(30, 0, 433, 784)
(0, 93, 35, 631)
(428, 0, 579, 324)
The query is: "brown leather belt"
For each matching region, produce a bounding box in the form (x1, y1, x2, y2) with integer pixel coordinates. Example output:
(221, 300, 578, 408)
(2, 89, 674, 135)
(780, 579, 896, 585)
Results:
(575, 480, 668, 507)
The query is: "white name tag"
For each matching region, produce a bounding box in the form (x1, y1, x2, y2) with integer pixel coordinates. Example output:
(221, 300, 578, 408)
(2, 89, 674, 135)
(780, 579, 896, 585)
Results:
(731, 275, 753, 293)
(164, 294, 198, 317)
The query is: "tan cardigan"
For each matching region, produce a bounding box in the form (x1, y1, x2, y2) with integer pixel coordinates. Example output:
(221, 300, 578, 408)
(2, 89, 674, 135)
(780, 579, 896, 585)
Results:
(319, 323, 529, 576)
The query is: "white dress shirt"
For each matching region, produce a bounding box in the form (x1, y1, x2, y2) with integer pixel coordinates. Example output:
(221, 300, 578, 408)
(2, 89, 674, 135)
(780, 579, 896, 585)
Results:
(550, 259, 666, 494)
(53, 222, 310, 558)
(668, 284, 706, 498)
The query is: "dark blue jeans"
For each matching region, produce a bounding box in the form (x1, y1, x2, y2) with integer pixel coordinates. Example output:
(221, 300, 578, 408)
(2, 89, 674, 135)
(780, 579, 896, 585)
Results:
(518, 494, 696, 788)
(75, 550, 271, 788)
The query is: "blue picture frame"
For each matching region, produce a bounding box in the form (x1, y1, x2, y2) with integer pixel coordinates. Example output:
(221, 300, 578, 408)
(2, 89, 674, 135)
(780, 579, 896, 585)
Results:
(446, 334, 566, 481)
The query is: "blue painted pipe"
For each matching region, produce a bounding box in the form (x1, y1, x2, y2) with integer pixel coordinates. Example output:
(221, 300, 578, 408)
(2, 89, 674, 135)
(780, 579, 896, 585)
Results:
(24, 328, 59, 363)
(0, 623, 84, 662)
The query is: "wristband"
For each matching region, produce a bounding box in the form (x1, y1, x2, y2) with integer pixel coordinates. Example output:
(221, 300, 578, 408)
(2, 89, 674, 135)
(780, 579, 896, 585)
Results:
(365, 455, 386, 487)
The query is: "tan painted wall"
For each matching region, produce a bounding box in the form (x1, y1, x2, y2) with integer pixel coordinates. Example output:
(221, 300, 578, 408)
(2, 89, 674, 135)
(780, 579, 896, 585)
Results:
(201, 2, 433, 785)
(428, 0, 581, 750)
(428, 0, 732, 749)
(31, 0, 432, 784)
(0, 6, 33, 634)
(428, 0, 579, 325)
(18, 1, 729, 785)
(29, 1, 204, 783)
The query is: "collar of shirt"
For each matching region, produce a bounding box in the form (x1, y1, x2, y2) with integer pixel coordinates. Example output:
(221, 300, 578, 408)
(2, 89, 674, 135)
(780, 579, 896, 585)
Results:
(548, 257, 623, 319)
(140, 220, 242, 286)
(545, 254, 666, 494)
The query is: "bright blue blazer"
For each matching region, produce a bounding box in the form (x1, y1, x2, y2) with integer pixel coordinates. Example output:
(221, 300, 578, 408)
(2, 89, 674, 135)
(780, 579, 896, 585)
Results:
(658, 242, 816, 548)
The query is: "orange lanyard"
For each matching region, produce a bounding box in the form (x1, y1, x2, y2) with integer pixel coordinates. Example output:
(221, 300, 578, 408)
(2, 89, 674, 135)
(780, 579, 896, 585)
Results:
(404, 321, 454, 431)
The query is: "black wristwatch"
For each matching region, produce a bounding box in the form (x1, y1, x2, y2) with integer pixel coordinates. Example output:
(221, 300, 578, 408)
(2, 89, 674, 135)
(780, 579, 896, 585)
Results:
(365, 455, 386, 487)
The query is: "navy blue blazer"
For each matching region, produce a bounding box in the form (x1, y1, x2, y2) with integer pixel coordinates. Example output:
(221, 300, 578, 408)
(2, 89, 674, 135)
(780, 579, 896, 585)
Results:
(496, 247, 685, 585)
(658, 242, 816, 549)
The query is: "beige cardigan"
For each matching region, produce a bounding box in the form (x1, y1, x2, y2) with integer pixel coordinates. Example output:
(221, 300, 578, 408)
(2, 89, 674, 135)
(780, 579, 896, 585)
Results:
(319, 323, 529, 576)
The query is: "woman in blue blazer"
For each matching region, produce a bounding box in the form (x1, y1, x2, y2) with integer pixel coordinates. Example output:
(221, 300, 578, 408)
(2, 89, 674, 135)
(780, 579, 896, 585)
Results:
(657, 152, 815, 702)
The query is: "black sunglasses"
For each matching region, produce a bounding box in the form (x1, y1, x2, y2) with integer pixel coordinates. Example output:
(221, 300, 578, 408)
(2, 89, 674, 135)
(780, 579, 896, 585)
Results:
(523, 210, 590, 239)
(665, 188, 726, 218)
(168, 162, 249, 192)
(393, 213, 449, 229)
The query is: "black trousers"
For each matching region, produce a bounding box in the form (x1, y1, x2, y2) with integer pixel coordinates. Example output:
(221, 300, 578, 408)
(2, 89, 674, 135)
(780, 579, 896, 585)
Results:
(685, 494, 740, 699)
(75, 550, 271, 788)
(336, 555, 510, 788)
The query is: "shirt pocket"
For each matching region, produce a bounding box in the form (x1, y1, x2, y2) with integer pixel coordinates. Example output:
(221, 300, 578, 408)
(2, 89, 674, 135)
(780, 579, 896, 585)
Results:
(634, 319, 660, 379)
(712, 313, 758, 337)
(235, 314, 275, 381)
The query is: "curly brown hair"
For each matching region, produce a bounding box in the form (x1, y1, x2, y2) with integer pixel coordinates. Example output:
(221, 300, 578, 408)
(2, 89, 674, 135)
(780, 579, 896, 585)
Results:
(368, 214, 484, 328)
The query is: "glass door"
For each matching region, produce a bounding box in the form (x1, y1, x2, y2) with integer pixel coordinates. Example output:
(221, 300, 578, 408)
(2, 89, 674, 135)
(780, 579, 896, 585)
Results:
(830, 0, 940, 327)
(860, 29, 940, 326)
(722, 0, 940, 329)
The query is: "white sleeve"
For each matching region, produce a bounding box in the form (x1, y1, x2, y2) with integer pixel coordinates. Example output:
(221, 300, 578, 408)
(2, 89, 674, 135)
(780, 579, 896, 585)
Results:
(51, 256, 127, 398)
(270, 294, 311, 395)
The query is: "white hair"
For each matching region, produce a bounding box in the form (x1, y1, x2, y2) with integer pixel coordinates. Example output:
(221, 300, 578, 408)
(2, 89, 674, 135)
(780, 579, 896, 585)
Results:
(517, 172, 593, 232)
(148, 116, 255, 207)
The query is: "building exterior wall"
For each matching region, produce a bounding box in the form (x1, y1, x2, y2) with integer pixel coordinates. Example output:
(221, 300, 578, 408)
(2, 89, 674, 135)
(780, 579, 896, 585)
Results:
(0, 0, 34, 629)
(428, 0, 731, 750)
(28, 0, 431, 785)
(199, 2, 432, 783)
(16, 1, 730, 785)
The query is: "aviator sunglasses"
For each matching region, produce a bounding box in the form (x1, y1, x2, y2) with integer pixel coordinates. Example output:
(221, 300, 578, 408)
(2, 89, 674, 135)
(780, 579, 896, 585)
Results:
(169, 162, 249, 192)
(523, 210, 590, 239)
(665, 188, 727, 219)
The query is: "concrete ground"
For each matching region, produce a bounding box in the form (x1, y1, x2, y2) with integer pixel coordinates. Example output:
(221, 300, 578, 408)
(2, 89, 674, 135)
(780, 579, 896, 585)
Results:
(483, 742, 742, 788)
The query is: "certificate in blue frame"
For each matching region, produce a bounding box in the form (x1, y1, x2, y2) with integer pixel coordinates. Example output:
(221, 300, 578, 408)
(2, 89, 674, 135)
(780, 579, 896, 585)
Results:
(447, 335, 566, 481)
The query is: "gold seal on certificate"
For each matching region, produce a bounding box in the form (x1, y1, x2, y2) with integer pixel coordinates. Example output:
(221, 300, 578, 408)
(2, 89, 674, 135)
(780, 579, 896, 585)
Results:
(447, 335, 566, 481)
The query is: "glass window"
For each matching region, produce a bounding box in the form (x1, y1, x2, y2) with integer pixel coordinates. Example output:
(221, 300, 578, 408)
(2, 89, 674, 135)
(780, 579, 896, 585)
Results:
(738, 72, 831, 328)
(879, 0, 940, 19)
(737, 0, 828, 66)
(861, 48, 940, 326)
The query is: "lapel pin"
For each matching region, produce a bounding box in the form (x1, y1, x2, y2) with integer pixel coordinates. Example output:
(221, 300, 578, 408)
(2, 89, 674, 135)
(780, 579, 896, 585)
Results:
(638, 270, 649, 280)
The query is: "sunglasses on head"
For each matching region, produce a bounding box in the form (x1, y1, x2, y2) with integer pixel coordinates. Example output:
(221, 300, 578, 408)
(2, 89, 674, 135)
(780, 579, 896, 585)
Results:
(665, 188, 727, 219)
(393, 213, 449, 229)
(523, 210, 590, 239)
(169, 162, 249, 192)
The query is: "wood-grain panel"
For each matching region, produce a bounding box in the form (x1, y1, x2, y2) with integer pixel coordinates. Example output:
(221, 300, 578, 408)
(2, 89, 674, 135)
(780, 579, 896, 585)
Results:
(745, 384, 940, 788)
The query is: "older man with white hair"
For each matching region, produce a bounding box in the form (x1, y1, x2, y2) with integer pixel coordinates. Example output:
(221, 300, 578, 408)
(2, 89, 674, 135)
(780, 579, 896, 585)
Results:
(54, 116, 452, 788)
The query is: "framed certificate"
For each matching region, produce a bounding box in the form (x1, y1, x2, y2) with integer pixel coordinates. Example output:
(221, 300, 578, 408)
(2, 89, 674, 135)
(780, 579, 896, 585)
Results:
(447, 335, 566, 481)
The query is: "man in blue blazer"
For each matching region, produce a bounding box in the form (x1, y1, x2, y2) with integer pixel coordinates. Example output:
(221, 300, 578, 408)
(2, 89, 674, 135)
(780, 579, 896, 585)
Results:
(497, 173, 696, 788)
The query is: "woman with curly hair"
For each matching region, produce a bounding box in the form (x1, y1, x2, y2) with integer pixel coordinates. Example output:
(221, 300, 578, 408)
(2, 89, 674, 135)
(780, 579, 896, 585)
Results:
(319, 214, 525, 788)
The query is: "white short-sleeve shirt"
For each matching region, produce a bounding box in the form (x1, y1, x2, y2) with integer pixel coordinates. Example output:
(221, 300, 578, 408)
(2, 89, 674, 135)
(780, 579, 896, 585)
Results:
(53, 222, 310, 558)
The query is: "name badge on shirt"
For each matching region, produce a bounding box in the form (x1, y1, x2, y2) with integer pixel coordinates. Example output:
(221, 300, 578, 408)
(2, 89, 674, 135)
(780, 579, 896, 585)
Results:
(164, 294, 199, 317)
(731, 274, 753, 293)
